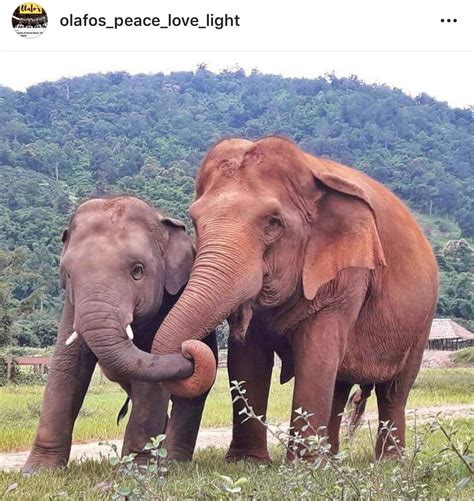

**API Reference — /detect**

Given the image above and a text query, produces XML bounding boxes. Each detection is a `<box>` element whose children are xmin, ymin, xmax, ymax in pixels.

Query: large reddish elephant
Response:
<box><xmin>150</xmin><ymin>136</ymin><xmax>438</xmax><ymax>461</ymax></box>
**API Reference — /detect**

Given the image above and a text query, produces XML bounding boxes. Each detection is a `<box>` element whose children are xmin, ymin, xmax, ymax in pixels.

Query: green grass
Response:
<box><xmin>0</xmin><ymin>368</ymin><xmax>472</xmax><ymax>453</ymax></box>
<box><xmin>1</xmin><ymin>419</ymin><xmax>473</xmax><ymax>500</ymax></box>
<box><xmin>0</xmin><ymin>378</ymin><xmax>127</xmax><ymax>453</ymax></box>
<box><xmin>452</xmin><ymin>348</ymin><xmax>474</xmax><ymax>367</ymax></box>
<box><xmin>406</xmin><ymin>368</ymin><xmax>474</xmax><ymax>407</ymax></box>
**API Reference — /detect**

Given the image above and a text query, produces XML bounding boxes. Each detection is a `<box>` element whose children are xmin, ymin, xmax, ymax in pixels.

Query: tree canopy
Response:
<box><xmin>0</xmin><ymin>68</ymin><xmax>472</xmax><ymax>346</ymax></box>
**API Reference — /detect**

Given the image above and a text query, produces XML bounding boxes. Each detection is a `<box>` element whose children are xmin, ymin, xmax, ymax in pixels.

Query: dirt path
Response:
<box><xmin>421</xmin><ymin>350</ymin><xmax>454</xmax><ymax>368</ymax></box>
<box><xmin>1</xmin><ymin>404</ymin><xmax>473</xmax><ymax>472</ymax></box>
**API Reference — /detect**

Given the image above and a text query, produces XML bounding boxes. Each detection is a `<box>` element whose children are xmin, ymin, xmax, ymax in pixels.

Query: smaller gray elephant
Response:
<box><xmin>24</xmin><ymin>196</ymin><xmax>216</xmax><ymax>472</ymax></box>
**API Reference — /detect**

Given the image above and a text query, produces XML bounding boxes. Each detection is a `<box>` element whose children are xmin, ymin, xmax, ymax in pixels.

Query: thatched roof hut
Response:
<box><xmin>429</xmin><ymin>319</ymin><xmax>474</xmax><ymax>340</ymax></box>
<box><xmin>427</xmin><ymin>319</ymin><xmax>474</xmax><ymax>350</ymax></box>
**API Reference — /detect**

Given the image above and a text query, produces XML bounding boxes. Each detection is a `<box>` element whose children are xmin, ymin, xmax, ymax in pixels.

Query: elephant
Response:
<box><xmin>24</xmin><ymin>196</ymin><xmax>217</xmax><ymax>472</ymax></box>
<box><xmin>145</xmin><ymin>136</ymin><xmax>439</xmax><ymax>462</ymax></box>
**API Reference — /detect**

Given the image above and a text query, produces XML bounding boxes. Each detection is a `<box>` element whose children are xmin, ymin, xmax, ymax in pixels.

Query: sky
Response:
<box><xmin>0</xmin><ymin>52</ymin><xmax>472</xmax><ymax>109</ymax></box>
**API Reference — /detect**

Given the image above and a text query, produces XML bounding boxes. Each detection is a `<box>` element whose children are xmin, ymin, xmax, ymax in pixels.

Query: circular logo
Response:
<box><xmin>12</xmin><ymin>3</ymin><xmax>48</xmax><ymax>39</ymax></box>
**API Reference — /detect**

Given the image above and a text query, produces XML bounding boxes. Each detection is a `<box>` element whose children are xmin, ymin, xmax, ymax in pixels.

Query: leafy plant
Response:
<box><xmin>230</xmin><ymin>380</ymin><xmax>474</xmax><ymax>499</ymax></box>
<box><xmin>100</xmin><ymin>434</ymin><xmax>168</xmax><ymax>500</ymax></box>
<box><xmin>213</xmin><ymin>474</ymin><xmax>249</xmax><ymax>497</ymax></box>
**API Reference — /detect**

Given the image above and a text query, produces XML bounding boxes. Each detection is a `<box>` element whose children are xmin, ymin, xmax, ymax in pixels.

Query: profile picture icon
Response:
<box><xmin>12</xmin><ymin>3</ymin><xmax>48</xmax><ymax>39</ymax></box>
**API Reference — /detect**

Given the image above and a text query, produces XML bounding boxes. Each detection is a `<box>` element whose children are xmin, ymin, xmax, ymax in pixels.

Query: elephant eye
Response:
<box><xmin>268</xmin><ymin>216</ymin><xmax>283</xmax><ymax>228</ymax></box>
<box><xmin>131</xmin><ymin>263</ymin><xmax>144</xmax><ymax>280</ymax></box>
<box><xmin>265</xmin><ymin>215</ymin><xmax>284</xmax><ymax>240</ymax></box>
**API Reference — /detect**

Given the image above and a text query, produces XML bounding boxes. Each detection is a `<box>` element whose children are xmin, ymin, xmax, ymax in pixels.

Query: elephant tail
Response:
<box><xmin>347</xmin><ymin>384</ymin><xmax>373</xmax><ymax>438</ymax></box>
<box><xmin>117</xmin><ymin>397</ymin><xmax>130</xmax><ymax>425</ymax></box>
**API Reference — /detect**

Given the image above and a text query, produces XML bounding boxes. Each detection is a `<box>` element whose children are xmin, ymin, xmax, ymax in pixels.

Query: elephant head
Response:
<box><xmin>149</xmin><ymin>137</ymin><xmax>386</xmax><ymax>397</ymax></box>
<box><xmin>60</xmin><ymin>196</ymin><xmax>215</xmax><ymax>393</ymax></box>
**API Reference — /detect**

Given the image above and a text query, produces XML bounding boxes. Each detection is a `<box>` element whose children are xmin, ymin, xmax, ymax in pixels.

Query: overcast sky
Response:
<box><xmin>1</xmin><ymin>52</ymin><xmax>472</xmax><ymax>109</ymax></box>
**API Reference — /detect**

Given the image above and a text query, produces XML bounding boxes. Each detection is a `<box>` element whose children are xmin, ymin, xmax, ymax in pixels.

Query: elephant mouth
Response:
<box><xmin>227</xmin><ymin>301</ymin><xmax>254</xmax><ymax>341</ymax></box>
<box><xmin>256</xmin><ymin>275</ymin><xmax>286</xmax><ymax>308</ymax></box>
<box><xmin>226</xmin><ymin>276</ymin><xmax>285</xmax><ymax>335</ymax></box>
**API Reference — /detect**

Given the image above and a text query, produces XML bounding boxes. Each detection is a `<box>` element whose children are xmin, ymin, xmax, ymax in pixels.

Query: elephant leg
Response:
<box><xmin>288</xmin><ymin>314</ymin><xmax>347</xmax><ymax>461</ymax></box>
<box><xmin>327</xmin><ymin>381</ymin><xmax>353</xmax><ymax>454</ymax></box>
<box><xmin>165</xmin><ymin>331</ymin><xmax>218</xmax><ymax>461</ymax></box>
<box><xmin>122</xmin><ymin>381</ymin><xmax>169</xmax><ymax>464</ymax></box>
<box><xmin>226</xmin><ymin>323</ymin><xmax>274</xmax><ymax>463</ymax></box>
<box><xmin>24</xmin><ymin>301</ymin><xmax>97</xmax><ymax>473</ymax></box>
<box><xmin>374</xmin><ymin>332</ymin><xmax>427</xmax><ymax>459</ymax></box>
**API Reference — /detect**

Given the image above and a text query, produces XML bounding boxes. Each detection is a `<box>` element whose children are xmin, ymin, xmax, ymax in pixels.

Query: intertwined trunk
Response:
<box><xmin>151</xmin><ymin>223</ymin><xmax>262</xmax><ymax>394</ymax></box>
<box><xmin>75</xmin><ymin>293</ymin><xmax>194</xmax><ymax>382</ymax></box>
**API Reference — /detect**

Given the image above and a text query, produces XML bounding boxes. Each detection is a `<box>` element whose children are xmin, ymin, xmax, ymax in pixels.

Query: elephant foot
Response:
<box><xmin>23</xmin><ymin>450</ymin><xmax>68</xmax><ymax>474</ymax></box>
<box><xmin>129</xmin><ymin>452</ymin><xmax>154</xmax><ymax>466</ymax></box>
<box><xmin>225</xmin><ymin>448</ymin><xmax>271</xmax><ymax>464</ymax></box>
<box><xmin>164</xmin><ymin>441</ymin><xmax>194</xmax><ymax>462</ymax></box>
<box><xmin>375</xmin><ymin>447</ymin><xmax>404</xmax><ymax>461</ymax></box>
<box><xmin>121</xmin><ymin>445</ymin><xmax>160</xmax><ymax>467</ymax></box>
<box><xmin>285</xmin><ymin>450</ymin><xmax>322</xmax><ymax>463</ymax></box>
<box><xmin>166</xmin><ymin>450</ymin><xmax>193</xmax><ymax>462</ymax></box>
<box><xmin>122</xmin><ymin>448</ymin><xmax>193</xmax><ymax>465</ymax></box>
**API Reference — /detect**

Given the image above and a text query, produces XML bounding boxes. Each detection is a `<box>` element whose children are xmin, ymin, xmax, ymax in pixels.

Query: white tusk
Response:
<box><xmin>65</xmin><ymin>331</ymin><xmax>78</xmax><ymax>346</ymax></box>
<box><xmin>126</xmin><ymin>325</ymin><xmax>134</xmax><ymax>340</ymax></box>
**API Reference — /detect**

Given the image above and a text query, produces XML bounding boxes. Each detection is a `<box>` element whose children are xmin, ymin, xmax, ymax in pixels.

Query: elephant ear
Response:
<box><xmin>59</xmin><ymin>228</ymin><xmax>69</xmax><ymax>289</ymax></box>
<box><xmin>302</xmin><ymin>160</ymin><xmax>386</xmax><ymax>301</ymax></box>
<box><xmin>161</xmin><ymin>216</ymin><xmax>195</xmax><ymax>295</ymax></box>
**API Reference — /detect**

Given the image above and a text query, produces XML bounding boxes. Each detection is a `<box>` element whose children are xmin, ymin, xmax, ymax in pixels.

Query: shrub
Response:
<box><xmin>216</xmin><ymin>321</ymin><xmax>229</xmax><ymax>349</ymax></box>
<box><xmin>452</xmin><ymin>347</ymin><xmax>474</xmax><ymax>367</ymax></box>
<box><xmin>30</xmin><ymin>317</ymin><xmax>57</xmax><ymax>347</ymax></box>
<box><xmin>10</xmin><ymin>367</ymin><xmax>47</xmax><ymax>385</ymax></box>
<box><xmin>0</xmin><ymin>347</ymin><xmax>52</xmax><ymax>385</ymax></box>
<box><xmin>0</xmin><ymin>354</ymin><xmax>18</xmax><ymax>386</ymax></box>
<box><xmin>13</xmin><ymin>322</ymin><xmax>40</xmax><ymax>347</ymax></box>
<box><xmin>0</xmin><ymin>355</ymin><xmax>7</xmax><ymax>386</ymax></box>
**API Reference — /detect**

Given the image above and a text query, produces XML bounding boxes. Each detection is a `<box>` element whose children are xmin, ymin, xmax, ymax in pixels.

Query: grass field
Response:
<box><xmin>453</xmin><ymin>347</ymin><xmax>474</xmax><ymax>367</ymax></box>
<box><xmin>1</xmin><ymin>419</ymin><xmax>473</xmax><ymax>500</ymax></box>
<box><xmin>0</xmin><ymin>368</ymin><xmax>473</xmax><ymax>453</ymax></box>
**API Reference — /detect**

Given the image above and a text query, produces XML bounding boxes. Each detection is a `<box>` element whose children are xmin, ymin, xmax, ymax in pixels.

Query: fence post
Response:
<box><xmin>6</xmin><ymin>356</ymin><xmax>13</xmax><ymax>382</ymax></box>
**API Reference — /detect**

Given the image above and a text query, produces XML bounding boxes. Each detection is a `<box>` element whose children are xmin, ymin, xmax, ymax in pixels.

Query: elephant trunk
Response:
<box><xmin>74</xmin><ymin>293</ymin><xmax>194</xmax><ymax>383</ymax></box>
<box><xmin>152</xmin><ymin>225</ymin><xmax>262</xmax><ymax>397</ymax></box>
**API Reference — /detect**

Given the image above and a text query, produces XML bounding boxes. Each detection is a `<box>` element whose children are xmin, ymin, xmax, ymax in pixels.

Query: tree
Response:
<box><xmin>0</xmin><ymin>69</ymin><xmax>471</xmax><ymax>329</ymax></box>
<box><xmin>444</xmin><ymin>239</ymin><xmax>474</xmax><ymax>272</ymax></box>
<box><xmin>0</xmin><ymin>248</ymin><xmax>45</xmax><ymax>347</ymax></box>
<box><xmin>31</xmin><ymin>316</ymin><xmax>58</xmax><ymax>347</ymax></box>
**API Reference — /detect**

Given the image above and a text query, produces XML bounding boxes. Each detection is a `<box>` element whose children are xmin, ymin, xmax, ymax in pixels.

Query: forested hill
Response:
<box><xmin>0</xmin><ymin>69</ymin><xmax>473</xmax><ymax>347</ymax></box>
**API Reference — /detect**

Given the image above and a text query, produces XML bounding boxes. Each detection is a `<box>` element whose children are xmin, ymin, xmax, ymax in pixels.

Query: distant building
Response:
<box><xmin>427</xmin><ymin>319</ymin><xmax>474</xmax><ymax>350</ymax></box>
